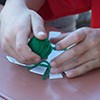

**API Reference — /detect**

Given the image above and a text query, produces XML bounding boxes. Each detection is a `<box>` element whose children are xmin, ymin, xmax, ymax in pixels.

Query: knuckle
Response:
<box><xmin>17</xmin><ymin>55</ymin><xmax>28</xmax><ymax>64</ymax></box>
<box><xmin>74</xmin><ymin>28</ymin><xmax>84</xmax><ymax>41</ymax></box>
<box><xmin>26</xmin><ymin>54</ymin><xmax>34</xmax><ymax>61</ymax></box>
<box><xmin>16</xmin><ymin>43</ymin><xmax>27</xmax><ymax>51</ymax></box>
<box><xmin>20</xmin><ymin>58</ymin><xmax>27</xmax><ymax>64</ymax></box>
<box><xmin>75</xmin><ymin>27</ymin><xmax>92</xmax><ymax>41</ymax></box>
<box><xmin>19</xmin><ymin>56</ymin><xmax>29</xmax><ymax>64</ymax></box>
<box><xmin>74</xmin><ymin>34</ymin><xmax>81</xmax><ymax>41</ymax></box>
<box><xmin>16</xmin><ymin>44</ymin><xmax>25</xmax><ymax>52</ymax></box>
<box><xmin>71</xmin><ymin>47</ymin><xmax>78</xmax><ymax>57</ymax></box>
<box><xmin>75</xmin><ymin>31</ymin><xmax>86</xmax><ymax>41</ymax></box>
<box><xmin>57</xmin><ymin>42</ymin><xmax>65</xmax><ymax>49</ymax></box>
<box><xmin>73</xmin><ymin>57</ymin><xmax>79</xmax><ymax>64</ymax></box>
<box><xmin>52</xmin><ymin>59</ymin><xmax>59</xmax><ymax>66</ymax></box>
<box><xmin>84</xmin><ymin>65</ymin><xmax>91</xmax><ymax>71</ymax></box>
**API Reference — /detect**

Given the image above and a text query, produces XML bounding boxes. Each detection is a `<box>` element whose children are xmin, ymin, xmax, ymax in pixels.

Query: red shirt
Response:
<box><xmin>38</xmin><ymin>0</ymin><xmax>100</xmax><ymax>28</ymax></box>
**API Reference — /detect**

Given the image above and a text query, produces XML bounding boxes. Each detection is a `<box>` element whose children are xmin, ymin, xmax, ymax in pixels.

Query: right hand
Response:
<box><xmin>0</xmin><ymin>1</ymin><xmax>47</xmax><ymax>64</ymax></box>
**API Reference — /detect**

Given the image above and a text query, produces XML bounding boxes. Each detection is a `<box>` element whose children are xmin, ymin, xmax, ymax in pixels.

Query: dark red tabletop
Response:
<box><xmin>0</xmin><ymin>48</ymin><xmax>100</xmax><ymax>100</ymax></box>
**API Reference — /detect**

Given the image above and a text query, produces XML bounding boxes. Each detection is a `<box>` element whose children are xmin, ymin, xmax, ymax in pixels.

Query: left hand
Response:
<box><xmin>50</xmin><ymin>27</ymin><xmax>100</xmax><ymax>78</ymax></box>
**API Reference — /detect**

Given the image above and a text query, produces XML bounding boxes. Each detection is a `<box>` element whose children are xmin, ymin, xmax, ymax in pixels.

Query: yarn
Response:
<box><xmin>27</xmin><ymin>37</ymin><xmax>53</xmax><ymax>80</ymax></box>
<box><xmin>28</xmin><ymin>37</ymin><xmax>53</xmax><ymax>59</ymax></box>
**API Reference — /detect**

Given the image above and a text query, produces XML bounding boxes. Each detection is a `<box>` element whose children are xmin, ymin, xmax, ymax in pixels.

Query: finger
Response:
<box><xmin>55</xmin><ymin>27</ymin><xmax>89</xmax><ymax>50</ymax></box>
<box><xmin>50</xmin><ymin>50</ymin><xmax>95</xmax><ymax>74</ymax></box>
<box><xmin>50</xmin><ymin>41</ymin><xmax>88</xmax><ymax>68</ymax></box>
<box><xmin>50</xmin><ymin>33</ymin><xmax>70</xmax><ymax>44</ymax></box>
<box><xmin>16</xmin><ymin>32</ymin><xmax>41</xmax><ymax>64</ymax></box>
<box><xmin>62</xmin><ymin>50</ymin><xmax>94</xmax><ymax>71</ymax></box>
<box><xmin>65</xmin><ymin>59</ymin><xmax>99</xmax><ymax>78</ymax></box>
<box><xmin>30</xmin><ymin>11</ymin><xmax>47</xmax><ymax>40</ymax></box>
<box><xmin>1</xmin><ymin>38</ymin><xmax>21</xmax><ymax>60</ymax></box>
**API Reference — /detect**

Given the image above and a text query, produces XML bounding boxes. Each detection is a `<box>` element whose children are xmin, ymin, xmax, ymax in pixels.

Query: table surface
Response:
<box><xmin>0</xmin><ymin>48</ymin><xmax>100</xmax><ymax>100</ymax></box>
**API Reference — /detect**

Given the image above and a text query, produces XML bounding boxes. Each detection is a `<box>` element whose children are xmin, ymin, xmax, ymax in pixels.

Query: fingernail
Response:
<box><xmin>65</xmin><ymin>71</ymin><xmax>73</xmax><ymax>78</ymax></box>
<box><xmin>56</xmin><ymin>44</ymin><xmax>61</xmax><ymax>50</ymax></box>
<box><xmin>50</xmin><ymin>68</ymin><xmax>58</xmax><ymax>73</ymax></box>
<box><xmin>38</xmin><ymin>31</ymin><xmax>45</xmax><ymax>36</ymax></box>
<box><xmin>50</xmin><ymin>61</ymin><xmax>56</xmax><ymax>67</ymax></box>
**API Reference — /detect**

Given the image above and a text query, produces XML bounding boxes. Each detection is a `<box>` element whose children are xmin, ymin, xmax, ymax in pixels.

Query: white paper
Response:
<box><xmin>30</xmin><ymin>66</ymin><xmax>47</xmax><ymax>75</ymax></box>
<box><xmin>6</xmin><ymin>56</ymin><xmax>34</xmax><ymax>67</ymax></box>
<box><xmin>6</xmin><ymin>31</ymin><xmax>63</xmax><ymax>79</ymax></box>
<box><xmin>49</xmin><ymin>73</ymin><xmax>63</xmax><ymax>79</ymax></box>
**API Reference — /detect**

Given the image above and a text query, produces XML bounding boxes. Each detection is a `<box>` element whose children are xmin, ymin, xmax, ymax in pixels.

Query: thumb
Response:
<box><xmin>50</xmin><ymin>33</ymin><xmax>70</xmax><ymax>44</ymax></box>
<box><xmin>30</xmin><ymin>11</ymin><xmax>47</xmax><ymax>40</ymax></box>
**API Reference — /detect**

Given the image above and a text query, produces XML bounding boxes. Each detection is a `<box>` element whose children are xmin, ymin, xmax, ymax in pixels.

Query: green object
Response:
<box><xmin>28</xmin><ymin>37</ymin><xmax>53</xmax><ymax>59</ymax></box>
<box><xmin>27</xmin><ymin>37</ymin><xmax>53</xmax><ymax>80</ymax></box>
<box><xmin>25</xmin><ymin>61</ymin><xmax>50</xmax><ymax>80</ymax></box>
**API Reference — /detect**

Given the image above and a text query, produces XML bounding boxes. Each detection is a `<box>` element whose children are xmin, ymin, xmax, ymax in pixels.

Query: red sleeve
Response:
<box><xmin>91</xmin><ymin>0</ymin><xmax>100</xmax><ymax>28</ymax></box>
<box><xmin>38</xmin><ymin>0</ymin><xmax>92</xmax><ymax>20</ymax></box>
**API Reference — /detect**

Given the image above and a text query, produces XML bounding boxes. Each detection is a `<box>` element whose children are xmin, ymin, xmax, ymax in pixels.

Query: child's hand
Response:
<box><xmin>0</xmin><ymin>1</ymin><xmax>47</xmax><ymax>64</ymax></box>
<box><xmin>50</xmin><ymin>27</ymin><xmax>100</xmax><ymax>78</ymax></box>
